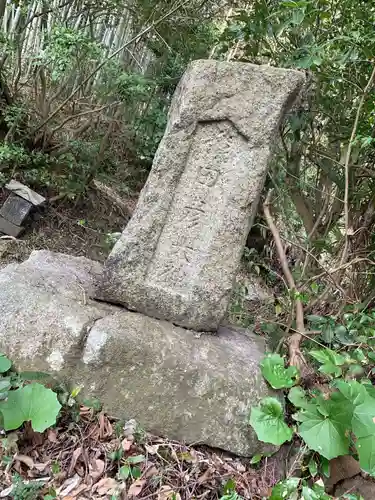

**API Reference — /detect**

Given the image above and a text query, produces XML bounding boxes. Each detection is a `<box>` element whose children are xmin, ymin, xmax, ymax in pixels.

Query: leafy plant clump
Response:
<box><xmin>251</xmin><ymin>349</ymin><xmax>375</xmax><ymax>473</ymax></box>
<box><xmin>0</xmin><ymin>354</ymin><xmax>61</xmax><ymax>433</ymax></box>
<box><xmin>268</xmin><ymin>477</ymin><xmax>363</xmax><ymax>500</ymax></box>
<box><xmin>9</xmin><ymin>474</ymin><xmax>45</xmax><ymax>500</ymax></box>
<box><xmin>247</xmin><ymin>307</ymin><xmax>375</xmax><ymax>498</ymax></box>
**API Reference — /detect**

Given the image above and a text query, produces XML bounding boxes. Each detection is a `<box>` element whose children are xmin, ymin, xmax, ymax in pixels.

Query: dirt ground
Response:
<box><xmin>0</xmin><ymin>406</ymin><xmax>291</xmax><ymax>499</ymax></box>
<box><xmin>0</xmin><ymin>186</ymin><xmax>137</xmax><ymax>268</ymax></box>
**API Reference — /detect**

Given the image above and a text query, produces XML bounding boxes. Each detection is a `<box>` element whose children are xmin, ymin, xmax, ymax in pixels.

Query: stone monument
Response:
<box><xmin>0</xmin><ymin>60</ymin><xmax>304</xmax><ymax>456</ymax></box>
<box><xmin>96</xmin><ymin>60</ymin><xmax>304</xmax><ymax>331</ymax></box>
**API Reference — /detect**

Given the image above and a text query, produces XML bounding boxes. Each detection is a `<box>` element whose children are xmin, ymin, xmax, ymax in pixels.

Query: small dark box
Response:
<box><xmin>0</xmin><ymin>194</ymin><xmax>33</xmax><ymax>226</ymax></box>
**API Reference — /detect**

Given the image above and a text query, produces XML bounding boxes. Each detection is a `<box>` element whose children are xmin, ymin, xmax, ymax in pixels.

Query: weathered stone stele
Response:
<box><xmin>96</xmin><ymin>60</ymin><xmax>304</xmax><ymax>331</ymax></box>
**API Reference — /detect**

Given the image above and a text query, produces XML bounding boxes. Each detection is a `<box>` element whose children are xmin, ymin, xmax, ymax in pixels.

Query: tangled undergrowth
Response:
<box><xmin>248</xmin><ymin>305</ymin><xmax>375</xmax><ymax>499</ymax></box>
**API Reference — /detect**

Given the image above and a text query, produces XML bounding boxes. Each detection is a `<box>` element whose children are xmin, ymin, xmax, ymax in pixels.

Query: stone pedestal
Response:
<box><xmin>0</xmin><ymin>251</ymin><xmax>276</xmax><ymax>456</ymax></box>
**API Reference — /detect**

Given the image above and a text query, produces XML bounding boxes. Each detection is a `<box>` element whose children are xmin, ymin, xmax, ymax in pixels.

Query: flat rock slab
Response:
<box><xmin>80</xmin><ymin>313</ymin><xmax>274</xmax><ymax>456</ymax></box>
<box><xmin>0</xmin><ymin>250</ymin><xmax>277</xmax><ymax>456</ymax></box>
<box><xmin>0</xmin><ymin>194</ymin><xmax>33</xmax><ymax>226</ymax></box>
<box><xmin>96</xmin><ymin>60</ymin><xmax>304</xmax><ymax>331</ymax></box>
<box><xmin>5</xmin><ymin>180</ymin><xmax>46</xmax><ymax>206</ymax></box>
<box><xmin>0</xmin><ymin>215</ymin><xmax>24</xmax><ymax>237</ymax></box>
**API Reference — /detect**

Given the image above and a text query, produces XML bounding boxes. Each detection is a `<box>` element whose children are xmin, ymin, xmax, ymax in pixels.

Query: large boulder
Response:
<box><xmin>0</xmin><ymin>250</ymin><xmax>117</xmax><ymax>372</ymax></box>
<box><xmin>0</xmin><ymin>251</ymin><xmax>276</xmax><ymax>456</ymax></box>
<box><xmin>79</xmin><ymin>313</ymin><xmax>273</xmax><ymax>456</ymax></box>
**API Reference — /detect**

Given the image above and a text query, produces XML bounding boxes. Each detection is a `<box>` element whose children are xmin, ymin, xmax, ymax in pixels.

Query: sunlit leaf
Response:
<box><xmin>288</xmin><ymin>386</ymin><xmax>311</xmax><ymax>409</ymax></box>
<box><xmin>309</xmin><ymin>348</ymin><xmax>346</xmax><ymax>366</ymax></box>
<box><xmin>269</xmin><ymin>477</ymin><xmax>300</xmax><ymax>500</ymax></box>
<box><xmin>352</xmin><ymin>396</ymin><xmax>375</xmax><ymax>475</ymax></box>
<box><xmin>260</xmin><ymin>354</ymin><xmax>299</xmax><ymax>389</ymax></box>
<box><xmin>294</xmin><ymin>393</ymin><xmax>351</xmax><ymax>459</ymax></box>
<box><xmin>249</xmin><ymin>397</ymin><xmax>293</xmax><ymax>446</ymax></box>
<box><xmin>0</xmin><ymin>383</ymin><xmax>61</xmax><ymax>432</ymax></box>
<box><xmin>0</xmin><ymin>355</ymin><xmax>11</xmax><ymax>374</ymax></box>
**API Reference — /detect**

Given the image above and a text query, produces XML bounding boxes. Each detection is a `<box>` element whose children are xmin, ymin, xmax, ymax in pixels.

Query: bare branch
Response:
<box><xmin>263</xmin><ymin>190</ymin><xmax>307</xmax><ymax>372</ymax></box>
<box><xmin>341</xmin><ymin>63</ymin><xmax>375</xmax><ymax>265</ymax></box>
<box><xmin>49</xmin><ymin>103</ymin><xmax>118</xmax><ymax>138</ymax></box>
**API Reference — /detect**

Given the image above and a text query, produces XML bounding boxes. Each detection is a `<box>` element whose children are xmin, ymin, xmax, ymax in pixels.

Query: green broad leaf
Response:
<box><xmin>295</xmin><ymin>394</ymin><xmax>351</xmax><ymax>459</ymax></box>
<box><xmin>0</xmin><ymin>378</ymin><xmax>11</xmax><ymax>394</ymax></box>
<box><xmin>295</xmin><ymin>54</ymin><xmax>315</xmax><ymax>69</ymax></box>
<box><xmin>309</xmin><ymin>348</ymin><xmax>346</xmax><ymax>366</ymax></box>
<box><xmin>222</xmin><ymin>478</ymin><xmax>236</xmax><ymax>494</ymax></box>
<box><xmin>351</xmin><ymin>348</ymin><xmax>367</xmax><ymax>364</ymax></box>
<box><xmin>82</xmin><ymin>397</ymin><xmax>102</xmax><ymax>411</ymax></box>
<box><xmin>220</xmin><ymin>494</ymin><xmax>242</xmax><ymax>500</ymax></box>
<box><xmin>347</xmin><ymin>364</ymin><xmax>364</xmax><ymax>377</ymax></box>
<box><xmin>292</xmin><ymin>9</ymin><xmax>305</xmax><ymax>25</ymax></box>
<box><xmin>301</xmin><ymin>484</ymin><xmax>331</xmax><ymax>499</ymax></box>
<box><xmin>131</xmin><ymin>466</ymin><xmax>142</xmax><ymax>478</ymax></box>
<box><xmin>288</xmin><ymin>386</ymin><xmax>311</xmax><ymax>409</ymax></box>
<box><xmin>118</xmin><ymin>465</ymin><xmax>131</xmax><ymax>480</ymax></box>
<box><xmin>260</xmin><ymin>354</ymin><xmax>299</xmax><ymax>389</ymax></box>
<box><xmin>0</xmin><ymin>355</ymin><xmax>11</xmax><ymax>374</ymax></box>
<box><xmin>336</xmin><ymin>379</ymin><xmax>368</xmax><ymax>405</ymax></box>
<box><xmin>281</xmin><ymin>0</ymin><xmax>300</xmax><ymax>6</ymax></box>
<box><xmin>250</xmin><ymin>454</ymin><xmax>262</xmax><ymax>464</ymax></box>
<box><xmin>363</xmin><ymin>384</ymin><xmax>375</xmax><ymax>400</ymax></box>
<box><xmin>320</xmin><ymin>456</ymin><xmax>330</xmax><ymax>477</ymax></box>
<box><xmin>127</xmin><ymin>455</ymin><xmax>145</xmax><ymax>465</ymax></box>
<box><xmin>312</xmin><ymin>55</ymin><xmax>322</xmax><ymax>66</ymax></box>
<box><xmin>352</xmin><ymin>396</ymin><xmax>375</xmax><ymax>438</ymax></box>
<box><xmin>335</xmin><ymin>325</ymin><xmax>354</xmax><ymax>345</ymax></box>
<box><xmin>321</xmin><ymin>324</ymin><xmax>334</xmax><ymax>343</ymax></box>
<box><xmin>319</xmin><ymin>363</ymin><xmax>342</xmax><ymax>377</ymax></box>
<box><xmin>269</xmin><ymin>477</ymin><xmax>300</xmax><ymax>500</ymax></box>
<box><xmin>249</xmin><ymin>397</ymin><xmax>293</xmax><ymax>446</ymax></box>
<box><xmin>307</xmin><ymin>457</ymin><xmax>318</xmax><ymax>477</ymax></box>
<box><xmin>109</xmin><ymin>448</ymin><xmax>123</xmax><ymax>461</ymax></box>
<box><xmin>356</xmin><ymin>435</ymin><xmax>375</xmax><ymax>476</ymax></box>
<box><xmin>306</xmin><ymin>315</ymin><xmax>326</xmax><ymax>325</ymax></box>
<box><xmin>281</xmin><ymin>0</ymin><xmax>309</xmax><ymax>7</ymax></box>
<box><xmin>0</xmin><ymin>383</ymin><xmax>61</xmax><ymax>432</ymax></box>
<box><xmin>19</xmin><ymin>371</ymin><xmax>55</xmax><ymax>382</ymax></box>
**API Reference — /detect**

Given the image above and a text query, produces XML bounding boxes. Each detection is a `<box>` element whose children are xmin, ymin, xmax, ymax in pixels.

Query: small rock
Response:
<box><xmin>334</xmin><ymin>475</ymin><xmax>375</xmax><ymax>499</ymax></box>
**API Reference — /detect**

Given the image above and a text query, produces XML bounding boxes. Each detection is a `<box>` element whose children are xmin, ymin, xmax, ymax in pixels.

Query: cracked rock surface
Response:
<box><xmin>0</xmin><ymin>250</ymin><xmax>119</xmax><ymax>373</ymax></box>
<box><xmin>0</xmin><ymin>250</ymin><xmax>276</xmax><ymax>456</ymax></box>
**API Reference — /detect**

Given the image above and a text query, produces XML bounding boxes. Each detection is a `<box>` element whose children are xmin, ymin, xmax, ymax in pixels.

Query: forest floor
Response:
<box><xmin>0</xmin><ymin>405</ymin><xmax>284</xmax><ymax>499</ymax></box>
<box><xmin>0</xmin><ymin>186</ymin><xmax>134</xmax><ymax>268</ymax></box>
<box><xmin>2</xmin><ymin>186</ymin><xmax>373</xmax><ymax>499</ymax></box>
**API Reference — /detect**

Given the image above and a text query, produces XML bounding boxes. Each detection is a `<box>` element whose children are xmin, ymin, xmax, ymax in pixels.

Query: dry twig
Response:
<box><xmin>263</xmin><ymin>190</ymin><xmax>307</xmax><ymax>372</ymax></box>
<box><xmin>91</xmin><ymin>179</ymin><xmax>136</xmax><ymax>218</ymax></box>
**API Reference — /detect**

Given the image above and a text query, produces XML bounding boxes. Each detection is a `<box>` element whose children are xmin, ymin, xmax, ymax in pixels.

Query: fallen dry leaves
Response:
<box><xmin>0</xmin><ymin>406</ymin><xmax>272</xmax><ymax>499</ymax></box>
